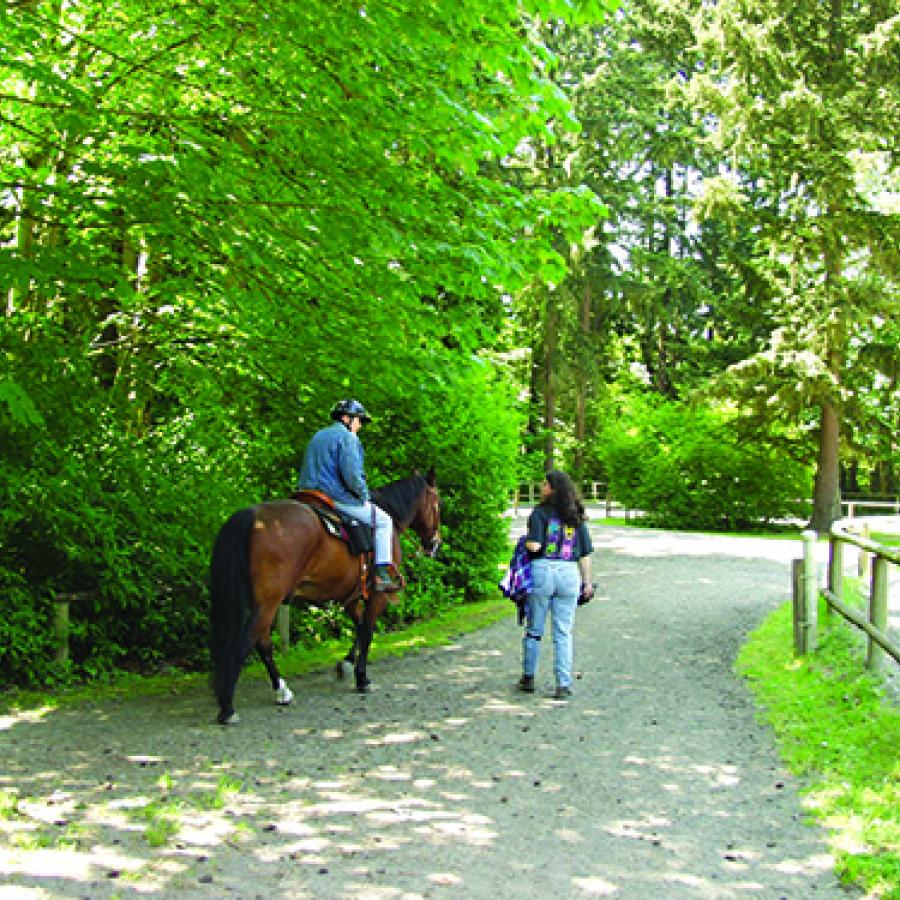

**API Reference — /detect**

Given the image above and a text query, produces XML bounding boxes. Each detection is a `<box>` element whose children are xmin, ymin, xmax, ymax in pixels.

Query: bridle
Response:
<box><xmin>417</xmin><ymin>486</ymin><xmax>441</xmax><ymax>558</ymax></box>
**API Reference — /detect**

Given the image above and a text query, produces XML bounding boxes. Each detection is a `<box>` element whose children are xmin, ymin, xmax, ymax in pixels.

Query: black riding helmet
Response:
<box><xmin>331</xmin><ymin>398</ymin><xmax>372</xmax><ymax>423</ymax></box>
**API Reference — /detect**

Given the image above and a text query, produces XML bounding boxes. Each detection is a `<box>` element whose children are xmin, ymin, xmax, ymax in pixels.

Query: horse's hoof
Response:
<box><xmin>275</xmin><ymin>679</ymin><xmax>294</xmax><ymax>705</ymax></box>
<box><xmin>218</xmin><ymin>712</ymin><xmax>240</xmax><ymax>726</ymax></box>
<box><xmin>337</xmin><ymin>660</ymin><xmax>353</xmax><ymax>681</ymax></box>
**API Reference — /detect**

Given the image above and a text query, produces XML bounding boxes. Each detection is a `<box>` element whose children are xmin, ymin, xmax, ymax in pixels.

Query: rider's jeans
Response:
<box><xmin>523</xmin><ymin>557</ymin><xmax>580</xmax><ymax>689</ymax></box>
<box><xmin>333</xmin><ymin>500</ymin><xmax>394</xmax><ymax>565</ymax></box>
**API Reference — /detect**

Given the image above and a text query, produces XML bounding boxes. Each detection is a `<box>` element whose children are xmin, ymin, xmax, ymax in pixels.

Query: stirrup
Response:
<box><xmin>374</xmin><ymin>564</ymin><xmax>403</xmax><ymax>593</ymax></box>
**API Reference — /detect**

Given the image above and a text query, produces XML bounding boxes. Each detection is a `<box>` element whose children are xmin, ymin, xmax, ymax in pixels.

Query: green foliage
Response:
<box><xmin>596</xmin><ymin>393</ymin><xmax>812</xmax><ymax>529</ymax></box>
<box><xmin>0</xmin><ymin>791</ymin><xmax>17</xmax><ymax>819</ymax></box>
<box><xmin>737</xmin><ymin>600</ymin><xmax>900</xmax><ymax>897</ymax></box>
<box><xmin>1</xmin><ymin>0</ymin><xmax>612</xmax><ymax>687</ymax></box>
<box><xmin>139</xmin><ymin>800</ymin><xmax>181</xmax><ymax>848</ymax></box>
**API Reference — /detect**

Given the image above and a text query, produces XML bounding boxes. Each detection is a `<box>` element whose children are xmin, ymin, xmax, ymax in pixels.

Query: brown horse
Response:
<box><xmin>209</xmin><ymin>469</ymin><xmax>440</xmax><ymax>724</ymax></box>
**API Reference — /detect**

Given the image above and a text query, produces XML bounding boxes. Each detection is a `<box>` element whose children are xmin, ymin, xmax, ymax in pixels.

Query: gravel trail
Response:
<box><xmin>0</xmin><ymin>525</ymin><xmax>859</xmax><ymax>898</ymax></box>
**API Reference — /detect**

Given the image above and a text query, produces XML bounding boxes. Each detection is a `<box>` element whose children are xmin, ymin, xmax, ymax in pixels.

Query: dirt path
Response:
<box><xmin>0</xmin><ymin>526</ymin><xmax>857</xmax><ymax>898</ymax></box>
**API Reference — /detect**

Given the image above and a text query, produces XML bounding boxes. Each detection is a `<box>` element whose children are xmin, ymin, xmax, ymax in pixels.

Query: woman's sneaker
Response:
<box><xmin>554</xmin><ymin>685</ymin><xmax>573</xmax><ymax>700</ymax></box>
<box><xmin>517</xmin><ymin>675</ymin><xmax>535</xmax><ymax>693</ymax></box>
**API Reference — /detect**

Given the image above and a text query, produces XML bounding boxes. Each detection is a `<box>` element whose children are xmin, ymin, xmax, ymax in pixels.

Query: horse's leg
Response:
<box><xmin>352</xmin><ymin>539</ymin><xmax>400</xmax><ymax>691</ymax></box>
<box><xmin>337</xmin><ymin>596</ymin><xmax>362</xmax><ymax>682</ymax></box>
<box><xmin>250</xmin><ymin>596</ymin><xmax>293</xmax><ymax>707</ymax></box>
<box><xmin>337</xmin><ymin>642</ymin><xmax>356</xmax><ymax>681</ymax></box>
<box><xmin>256</xmin><ymin>636</ymin><xmax>294</xmax><ymax>706</ymax></box>
<box><xmin>353</xmin><ymin>592</ymin><xmax>390</xmax><ymax>693</ymax></box>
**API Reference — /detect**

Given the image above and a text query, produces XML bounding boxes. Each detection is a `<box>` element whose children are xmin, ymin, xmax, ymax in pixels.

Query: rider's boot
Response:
<box><xmin>374</xmin><ymin>563</ymin><xmax>403</xmax><ymax>593</ymax></box>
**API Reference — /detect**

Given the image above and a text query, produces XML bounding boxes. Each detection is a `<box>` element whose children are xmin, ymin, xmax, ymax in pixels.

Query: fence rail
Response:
<box><xmin>843</xmin><ymin>498</ymin><xmax>900</xmax><ymax>518</ymax></box>
<box><xmin>513</xmin><ymin>485</ymin><xmax>900</xmax><ymax>521</ymax></box>
<box><xmin>514</xmin><ymin>482</ymin><xmax>608</xmax><ymax>504</ymax></box>
<box><xmin>797</xmin><ymin>521</ymin><xmax>900</xmax><ymax>670</ymax></box>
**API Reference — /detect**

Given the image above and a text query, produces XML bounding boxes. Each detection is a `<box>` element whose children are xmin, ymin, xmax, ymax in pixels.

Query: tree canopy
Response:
<box><xmin>2</xmin><ymin>0</ymin><xmax>897</xmax><ymax>687</ymax></box>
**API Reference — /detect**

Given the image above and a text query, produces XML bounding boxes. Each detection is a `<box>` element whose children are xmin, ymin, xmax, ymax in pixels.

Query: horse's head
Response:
<box><xmin>411</xmin><ymin>467</ymin><xmax>441</xmax><ymax>557</ymax></box>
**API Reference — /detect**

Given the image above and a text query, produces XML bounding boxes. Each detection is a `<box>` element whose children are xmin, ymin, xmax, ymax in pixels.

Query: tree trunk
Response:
<box><xmin>543</xmin><ymin>291</ymin><xmax>558</xmax><ymax>470</ymax></box>
<box><xmin>573</xmin><ymin>280</ymin><xmax>592</xmax><ymax>479</ymax></box>
<box><xmin>809</xmin><ymin>399</ymin><xmax>841</xmax><ymax>532</ymax></box>
<box><xmin>810</xmin><ymin>205</ymin><xmax>846</xmax><ymax>533</ymax></box>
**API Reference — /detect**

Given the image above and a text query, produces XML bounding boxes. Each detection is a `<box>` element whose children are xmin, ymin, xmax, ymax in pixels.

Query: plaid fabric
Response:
<box><xmin>499</xmin><ymin>536</ymin><xmax>533</xmax><ymax>624</ymax></box>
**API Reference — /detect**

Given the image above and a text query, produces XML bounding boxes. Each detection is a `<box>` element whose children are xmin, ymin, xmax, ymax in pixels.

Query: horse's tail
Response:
<box><xmin>210</xmin><ymin>507</ymin><xmax>258</xmax><ymax>721</ymax></box>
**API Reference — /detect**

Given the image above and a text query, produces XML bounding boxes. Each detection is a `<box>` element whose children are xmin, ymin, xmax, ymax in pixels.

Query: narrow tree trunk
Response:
<box><xmin>573</xmin><ymin>280</ymin><xmax>592</xmax><ymax>479</ymax></box>
<box><xmin>543</xmin><ymin>291</ymin><xmax>558</xmax><ymax>470</ymax></box>
<box><xmin>809</xmin><ymin>399</ymin><xmax>841</xmax><ymax>532</ymax></box>
<box><xmin>809</xmin><ymin>210</ymin><xmax>846</xmax><ymax>533</ymax></box>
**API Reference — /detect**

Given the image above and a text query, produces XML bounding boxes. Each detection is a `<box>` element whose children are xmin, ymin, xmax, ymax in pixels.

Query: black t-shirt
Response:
<box><xmin>526</xmin><ymin>503</ymin><xmax>593</xmax><ymax>560</ymax></box>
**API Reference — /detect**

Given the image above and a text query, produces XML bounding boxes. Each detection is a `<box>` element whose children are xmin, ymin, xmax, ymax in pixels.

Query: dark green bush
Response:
<box><xmin>1</xmin><ymin>328</ymin><xmax>520</xmax><ymax>688</ymax></box>
<box><xmin>598</xmin><ymin>395</ymin><xmax>811</xmax><ymax>530</ymax></box>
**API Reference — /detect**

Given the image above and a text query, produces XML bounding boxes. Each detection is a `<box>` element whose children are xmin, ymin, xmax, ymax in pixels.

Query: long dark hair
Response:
<box><xmin>544</xmin><ymin>469</ymin><xmax>585</xmax><ymax>526</ymax></box>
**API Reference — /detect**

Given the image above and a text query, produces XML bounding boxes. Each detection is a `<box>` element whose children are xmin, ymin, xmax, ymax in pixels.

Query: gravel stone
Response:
<box><xmin>0</xmin><ymin>523</ymin><xmax>868</xmax><ymax>898</ymax></box>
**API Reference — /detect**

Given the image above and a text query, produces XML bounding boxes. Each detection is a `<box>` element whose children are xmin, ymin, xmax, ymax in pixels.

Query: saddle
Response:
<box><xmin>291</xmin><ymin>490</ymin><xmax>374</xmax><ymax>556</ymax></box>
<box><xmin>291</xmin><ymin>491</ymin><xmax>404</xmax><ymax>601</ymax></box>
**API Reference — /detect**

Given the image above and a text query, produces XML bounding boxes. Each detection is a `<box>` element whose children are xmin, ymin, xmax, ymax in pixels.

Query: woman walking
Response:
<box><xmin>518</xmin><ymin>470</ymin><xmax>593</xmax><ymax>699</ymax></box>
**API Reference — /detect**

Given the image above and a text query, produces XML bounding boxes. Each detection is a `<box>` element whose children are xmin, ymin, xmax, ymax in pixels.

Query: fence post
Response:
<box><xmin>802</xmin><ymin>530</ymin><xmax>818</xmax><ymax>653</ymax></box>
<box><xmin>791</xmin><ymin>558</ymin><xmax>806</xmax><ymax>655</ymax></box>
<box><xmin>857</xmin><ymin>522</ymin><xmax>871</xmax><ymax>577</ymax></box>
<box><xmin>866</xmin><ymin>557</ymin><xmax>889</xmax><ymax>671</ymax></box>
<box><xmin>827</xmin><ymin>535</ymin><xmax>843</xmax><ymax>621</ymax></box>
<box><xmin>53</xmin><ymin>596</ymin><xmax>71</xmax><ymax>664</ymax></box>
<box><xmin>276</xmin><ymin>605</ymin><xmax>290</xmax><ymax>651</ymax></box>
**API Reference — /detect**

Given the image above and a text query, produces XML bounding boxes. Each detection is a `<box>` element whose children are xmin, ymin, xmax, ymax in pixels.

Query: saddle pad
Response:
<box><xmin>292</xmin><ymin>496</ymin><xmax>373</xmax><ymax>556</ymax></box>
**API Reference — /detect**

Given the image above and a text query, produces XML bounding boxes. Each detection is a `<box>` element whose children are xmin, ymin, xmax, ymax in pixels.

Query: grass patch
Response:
<box><xmin>737</xmin><ymin>599</ymin><xmax>900</xmax><ymax>897</ymax></box>
<box><xmin>597</xmin><ymin>516</ymin><xmax>810</xmax><ymax>540</ymax></box>
<box><xmin>138</xmin><ymin>799</ymin><xmax>181</xmax><ymax>847</ymax></box>
<box><xmin>0</xmin><ymin>790</ymin><xmax>18</xmax><ymax>818</ymax></box>
<box><xmin>1</xmin><ymin>595</ymin><xmax>514</xmax><ymax>715</ymax></box>
<box><xmin>0</xmin><ymin>667</ymin><xmax>205</xmax><ymax>717</ymax></box>
<box><xmin>276</xmin><ymin>594</ymin><xmax>512</xmax><ymax>677</ymax></box>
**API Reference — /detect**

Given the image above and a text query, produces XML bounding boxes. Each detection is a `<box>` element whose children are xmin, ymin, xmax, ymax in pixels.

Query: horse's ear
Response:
<box><xmin>425</xmin><ymin>466</ymin><xmax>436</xmax><ymax>486</ymax></box>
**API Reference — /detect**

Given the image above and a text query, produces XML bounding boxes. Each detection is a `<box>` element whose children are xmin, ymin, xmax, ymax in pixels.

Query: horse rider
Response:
<box><xmin>297</xmin><ymin>399</ymin><xmax>402</xmax><ymax>593</ymax></box>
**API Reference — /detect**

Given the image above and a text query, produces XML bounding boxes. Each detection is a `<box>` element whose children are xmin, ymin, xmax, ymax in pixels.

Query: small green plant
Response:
<box><xmin>139</xmin><ymin>800</ymin><xmax>181</xmax><ymax>847</ymax></box>
<box><xmin>0</xmin><ymin>790</ymin><xmax>18</xmax><ymax>819</ymax></box>
<box><xmin>211</xmin><ymin>776</ymin><xmax>243</xmax><ymax>810</ymax></box>
<box><xmin>738</xmin><ymin>600</ymin><xmax>900</xmax><ymax>897</ymax></box>
<box><xmin>12</xmin><ymin>829</ymin><xmax>54</xmax><ymax>850</ymax></box>
<box><xmin>157</xmin><ymin>771</ymin><xmax>174</xmax><ymax>794</ymax></box>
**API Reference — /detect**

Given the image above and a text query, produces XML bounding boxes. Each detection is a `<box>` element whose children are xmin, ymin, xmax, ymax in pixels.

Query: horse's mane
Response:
<box><xmin>372</xmin><ymin>474</ymin><xmax>427</xmax><ymax>527</ymax></box>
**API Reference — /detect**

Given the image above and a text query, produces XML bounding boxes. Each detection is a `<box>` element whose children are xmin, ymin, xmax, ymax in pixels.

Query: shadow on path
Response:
<box><xmin>0</xmin><ymin>526</ymin><xmax>857</xmax><ymax>898</ymax></box>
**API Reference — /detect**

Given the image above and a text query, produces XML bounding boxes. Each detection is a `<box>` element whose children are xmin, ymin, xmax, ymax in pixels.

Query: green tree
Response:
<box><xmin>688</xmin><ymin>0</ymin><xmax>900</xmax><ymax>530</ymax></box>
<box><xmin>0</xmin><ymin>0</ymin><xmax>615</xmax><ymax>686</ymax></box>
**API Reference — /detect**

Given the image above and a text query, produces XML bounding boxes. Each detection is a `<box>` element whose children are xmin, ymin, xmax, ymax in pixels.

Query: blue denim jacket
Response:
<box><xmin>297</xmin><ymin>422</ymin><xmax>369</xmax><ymax>505</ymax></box>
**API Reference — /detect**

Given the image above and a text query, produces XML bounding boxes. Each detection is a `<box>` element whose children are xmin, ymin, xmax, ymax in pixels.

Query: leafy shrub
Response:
<box><xmin>1</xmin><ymin>326</ymin><xmax>521</xmax><ymax>687</ymax></box>
<box><xmin>597</xmin><ymin>395</ymin><xmax>811</xmax><ymax>530</ymax></box>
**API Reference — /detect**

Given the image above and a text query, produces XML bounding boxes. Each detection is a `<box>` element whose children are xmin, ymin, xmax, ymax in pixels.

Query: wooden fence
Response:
<box><xmin>514</xmin><ymin>486</ymin><xmax>899</xmax><ymax>522</ymax></box>
<box><xmin>512</xmin><ymin>482</ymin><xmax>645</xmax><ymax>520</ymax></box>
<box><xmin>50</xmin><ymin>592</ymin><xmax>296</xmax><ymax>663</ymax></box>
<box><xmin>514</xmin><ymin>482</ymin><xmax>608</xmax><ymax>504</ymax></box>
<box><xmin>794</xmin><ymin>523</ymin><xmax>900</xmax><ymax>671</ymax></box>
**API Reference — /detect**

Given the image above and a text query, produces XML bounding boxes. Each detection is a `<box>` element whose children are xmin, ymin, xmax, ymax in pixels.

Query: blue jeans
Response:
<box><xmin>333</xmin><ymin>500</ymin><xmax>394</xmax><ymax>565</ymax></box>
<box><xmin>523</xmin><ymin>558</ymin><xmax>580</xmax><ymax>689</ymax></box>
